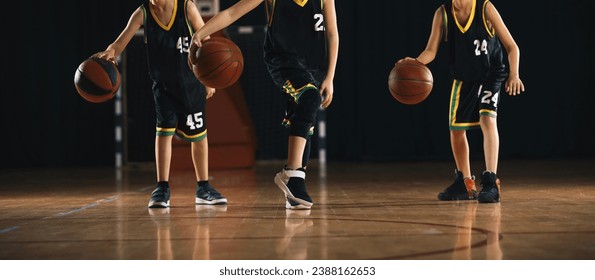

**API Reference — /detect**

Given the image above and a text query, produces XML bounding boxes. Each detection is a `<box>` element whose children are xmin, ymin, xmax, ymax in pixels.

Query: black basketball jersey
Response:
<box><xmin>142</xmin><ymin>0</ymin><xmax>196</xmax><ymax>84</ymax></box>
<box><xmin>263</xmin><ymin>0</ymin><xmax>328</xmax><ymax>74</ymax></box>
<box><xmin>442</xmin><ymin>0</ymin><xmax>507</xmax><ymax>82</ymax></box>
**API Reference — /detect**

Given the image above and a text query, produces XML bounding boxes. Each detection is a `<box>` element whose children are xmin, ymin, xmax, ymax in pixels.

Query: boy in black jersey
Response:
<box><xmin>402</xmin><ymin>0</ymin><xmax>524</xmax><ymax>203</ymax></box>
<box><xmin>94</xmin><ymin>0</ymin><xmax>227</xmax><ymax>208</ymax></box>
<box><xmin>190</xmin><ymin>0</ymin><xmax>339</xmax><ymax>209</ymax></box>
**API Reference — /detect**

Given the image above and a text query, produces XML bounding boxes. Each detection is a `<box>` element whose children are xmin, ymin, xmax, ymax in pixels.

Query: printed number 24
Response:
<box><xmin>474</xmin><ymin>39</ymin><xmax>488</xmax><ymax>56</ymax></box>
<box><xmin>481</xmin><ymin>90</ymin><xmax>499</xmax><ymax>108</ymax></box>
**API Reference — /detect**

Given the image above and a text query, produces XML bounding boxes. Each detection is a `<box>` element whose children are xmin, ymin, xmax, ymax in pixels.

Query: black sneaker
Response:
<box><xmin>437</xmin><ymin>170</ymin><xmax>478</xmax><ymax>201</ymax></box>
<box><xmin>478</xmin><ymin>171</ymin><xmax>501</xmax><ymax>203</ymax></box>
<box><xmin>274</xmin><ymin>168</ymin><xmax>313</xmax><ymax>209</ymax></box>
<box><xmin>196</xmin><ymin>184</ymin><xmax>227</xmax><ymax>205</ymax></box>
<box><xmin>148</xmin><ymin>185</ymin><xmax>170</xmax><ymax>208</ymax></box>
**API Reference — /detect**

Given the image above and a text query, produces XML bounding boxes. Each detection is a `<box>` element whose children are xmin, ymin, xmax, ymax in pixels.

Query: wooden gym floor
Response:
<box><xmin>1</xmin><ymin>159</ymin><xmax>594</xmax><ymax>260</ymax></box>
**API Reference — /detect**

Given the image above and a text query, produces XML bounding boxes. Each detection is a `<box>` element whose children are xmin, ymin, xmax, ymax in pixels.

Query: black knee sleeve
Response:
<box><xmin>289</xmin><ymin>89</ymin><xmax>321</xmax><ymax>138</ymax></box>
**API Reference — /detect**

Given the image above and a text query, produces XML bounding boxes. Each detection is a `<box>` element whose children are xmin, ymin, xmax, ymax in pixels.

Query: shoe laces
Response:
<box><xmin>480</xmin><ymin>182</ymin><xmax>498</xmax><ymax>192</ymax></box>
<box><xmin>151</xmin><ymin>186</ymin><xmax>169</xmax><ymax>197</ymax></box>
<box><xmin>200</xmin><ymin>185</ymin><xmax>221</xmax><ymax>196</ymax></box>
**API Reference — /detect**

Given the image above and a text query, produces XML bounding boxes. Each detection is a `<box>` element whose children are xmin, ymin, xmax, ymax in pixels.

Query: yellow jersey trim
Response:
<box><xmin>293</xmin><ymin>0</ymin><xmax>308</xmax><ymax>7</ymax></box>
<box><xmin>150</xmin><ymin>0</ymin><xmax>178</xmax><ymax>31</ymax></box>
<box><xmin>156</xmin><ymin>127</ymin><xmax>176</xmax><ymax>133</ymax></box>
<box><xmin>480</xmin><ymin>109</ymin><xmax>497</xmax><ymax>117</ymax></box>
<box><xmin>452</xmin><ymin>0</ymin><xmax>476</xmax><ymax>34</ymax></box>
<box><xmin>449</xmin><ymin>80</ymin><xmax>480</xmax><ymax>129</ymax></box>
<box><xmin>177</xmin><ymin>129</ymin><xmax>207</xmax><ymax>140</ymax></box>
<box><xmin>184</xmin><ymin>0</ymin><xmax>194</xmax><ymax>35</ymax></box>
<box><xmin>441</xmin><ymin>4</ymin><xmax>448</xmax><ymax>42</ymax></box>
<box><xmin>283</xmin><ymin>81</ymin><xmax>318</xmax><ymax>103</ymax></box>
<box><xmin>482</xmin><ymin>0</ymin><xmax>495</xmax><ymax>37</ymax></box>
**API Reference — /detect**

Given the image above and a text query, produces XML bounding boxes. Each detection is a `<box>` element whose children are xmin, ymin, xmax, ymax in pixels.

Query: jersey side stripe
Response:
<box><xmin>482</xmin><ymin>0</ymin><xmax>495</xmax><ymax>37</ymax></box>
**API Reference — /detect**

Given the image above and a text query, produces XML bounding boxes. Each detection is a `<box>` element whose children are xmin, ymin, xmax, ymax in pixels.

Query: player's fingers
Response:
<box><xmin>322</xmin><ymin>94</ymin><xmax>333</xmax><ymax>108</ymax></box>
<box><xmin>520</xmin><ymin>81</ymin><xmax>525</xmax><ymax>93</ymax></box>
<box><xmin>514</xmin><ymin>83</ymin><xmax>520</xmax><ymax>95</ymax></box>
<box><xmin>108</xmin><ymin>57</ymin><xmax>118</xmax><ymax>66</ymax></box>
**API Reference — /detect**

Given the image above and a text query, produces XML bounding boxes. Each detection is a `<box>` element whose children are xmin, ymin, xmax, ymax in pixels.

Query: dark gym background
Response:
<box><xmin>4</xmin><ymin>0</ymin><xmax>594</xmax><ymax>168</ymax></box>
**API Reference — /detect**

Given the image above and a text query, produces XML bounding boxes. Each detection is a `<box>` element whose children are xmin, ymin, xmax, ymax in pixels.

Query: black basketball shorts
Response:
<box><xmin>448</xmin><ymin>79</ymin><xmax>502</xmax><ymax>131</ymax></box>
<box><xmin>153</xmin><ymin>80</ymin><xmax>207</xmax><ymax>142</ymax></box>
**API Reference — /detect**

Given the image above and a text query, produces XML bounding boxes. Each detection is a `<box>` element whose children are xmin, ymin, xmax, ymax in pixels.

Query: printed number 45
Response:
<box><xmin>177</xmin><ymin>37</ymin><xmax>190</xmax><ymax>53</ymax></box>
<box><xmin>186</xmin><ymin>112</ymin><xmax>203</xmax><ymax>130</ymax></box>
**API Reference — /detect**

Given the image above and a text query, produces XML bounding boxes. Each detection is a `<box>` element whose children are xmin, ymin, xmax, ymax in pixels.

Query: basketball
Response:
<box><xmin>74</xmin><ymin>57</ymin><xmax>121</xmax><ymax>103</ymax></box>
<box><xmin>388</xmin><ymin>59</ymin><xmax>433</xmax><ymax>105</ymax></box>
<box><xmin>188</xmin><ymin>36</ymin><xmax>243</xmax><ymax>89</ymax></box>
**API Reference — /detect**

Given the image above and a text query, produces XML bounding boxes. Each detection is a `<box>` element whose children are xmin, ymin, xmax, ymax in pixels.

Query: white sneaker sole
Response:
<box><xmin>195</xmin><ymin>197</ymin><xmax>228</xmax><ymax>205</ymax></box>
<box><xmin>148</xmin><ymin>200</ymin><xmax>170</xmax><ymax>208</ymax></box>
<box><xmin>285</xmin><ymin>199</ymin><xmax>312</xmax><ymax>210</ymax></box>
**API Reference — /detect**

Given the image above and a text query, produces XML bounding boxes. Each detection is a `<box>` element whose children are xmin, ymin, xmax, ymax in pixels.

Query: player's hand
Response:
<box><xmin>92</xmin><ymin>50</ymin><xmax>117</xmax><ymax>66</ymax></box>
<box><xmin>191</xmin><ymin>32</ymin><xmax>204</xmax><ymax>48</ymax></box>
<box><xmin>189</xmin><ymin>35</ymin><xmax>211</xmax><ymax>65</ymax></box>
<box><xmin>188</xmin><ymin>39</ymin><xmax>200</xmax><ymax>66</ymax></box>
<box><xmin>320</xmin><ymin>79</ymin><xmax>334</xmax><ymax>109</ymax></box>
<box><xmin>505</xmin><ymin>75</ymin><xmax>525</xmax><ymax>96</ymax></box>
<box><xmin>205</xmin><ymin>86</ymin><xmax>216</xmax><ymax>99</ymax></box>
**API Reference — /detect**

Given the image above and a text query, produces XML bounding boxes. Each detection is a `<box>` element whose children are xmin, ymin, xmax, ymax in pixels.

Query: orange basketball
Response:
<box><xmin>188</xmin><ymin>37</ymin><xmax>244</xmax><ymax>89</ymax></box>
<box><xmin>388</xmin><ymin>59</ymin><xmax>433</xmax><ymax>105</ymax></box>
<box><xmin>74</xmin><ymin>57</ymin><xmax>121</xmax><ymax>103</ymax></box>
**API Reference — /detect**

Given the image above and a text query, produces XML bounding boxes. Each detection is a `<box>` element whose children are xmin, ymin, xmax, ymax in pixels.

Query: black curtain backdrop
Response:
<box><xmin>4</xmin><ymin>0</ymin><xmax>593</xmax><ymax>168</ymax></box>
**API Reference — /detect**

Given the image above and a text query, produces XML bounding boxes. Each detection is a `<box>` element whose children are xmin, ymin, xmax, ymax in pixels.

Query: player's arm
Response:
<box><xmin>94</xmin><ymin>7</ymin><xmax>144</xmax><ymax>65</ymax></box>
<box><xmin>191</xmin><ymin>0</ymin><xmax>263</xmax><ymax>47</ymax></box>
<box><xmin>415</xmin><ymin>7</ymin><xmax>444</xmax><ymax>65</ymax></box>
<box><xmin>485</xmin><ymin>2</ymin><xmax>525</xmax><ymax>95</ymax></box>
<box><xmin>188</xmin><ymin>1</ymin><xmax>211</xmax><ymax>41</ymax></box>
<box><xmin>188</xmin><ymin>0</ymin><xmax>216</xmax><ymax>98</ymax></box>
<box><xmin>320</xmin><ymin>0</ymin><xmax>338</xmax><ymax>109</ymax></box>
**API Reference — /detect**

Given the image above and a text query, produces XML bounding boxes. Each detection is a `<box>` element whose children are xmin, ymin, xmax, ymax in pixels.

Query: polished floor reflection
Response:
<box><xmin>1</xmin><ymin>159</ymin><xmax>594</xmax><ymax>260</ymax></box>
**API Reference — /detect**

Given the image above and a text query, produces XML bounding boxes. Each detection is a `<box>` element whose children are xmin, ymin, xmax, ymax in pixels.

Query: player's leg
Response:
<box><xmin>189</xmin><ymin>136</ymin><xmax>226</xmax><ymax>205</ymax></box>
<box><xmin>438</xmin><ymin>130</ymin><xmax>477</xmax><ymax>200</ymax></box>
<box><xmin>156</xmin><ymin>135</ymin><xmax>173</xmax><ymax>183</ymax></box>
<box><xmin>191</xmin><ymin>137</ymin><xmax>209</xmax><ymax>182</ymax></box>
<box><xmin>480</xmin><ymin>115</ymin><xmax>499</xmax><ymax>174</ymax></box>
<box><xmin>149</xmin><ymin>85</ymin><xmax>177</xmax><ymax>208</ymax></box>
<box><xmin>275</xmin><ymin>84</ymin><xmax>321</xmax><ymax>209</ymax></box>
<box><xmin>149</xmin><ymin>134</ymin><xmax>174</xmax><ymax>208</ymax></box>
<box><xmin>438</xmin><ymin>80</ymin><xmax>478</xmax><ymax>200</ymax></box>
<box><xmin>178</xmin><ymin>82</ymin><xmax>227</xmax><ymax>205</ymax></box>
<box><xmin>451</xmin><ymin>130</ymin><xmax>471</xmax><ymax>178</ymax></box>
<box><xmin>478</xmin><ymin>82</ymin><xmax>502</xmax><ymax>203</ymax></box>
<box><xmin>287</xmin><ymin>136</ymin><xmax>307</xmax><ymax>170</ymax></box>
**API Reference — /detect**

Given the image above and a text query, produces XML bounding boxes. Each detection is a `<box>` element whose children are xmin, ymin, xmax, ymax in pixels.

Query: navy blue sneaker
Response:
<box><xmin>478</xmin><ymin>171</ymin><xmax>501</xmax><ymax>203</ymax></box>
<box><xmin>196</xmin><ymin>184</ymin><xmax>227</xmax><ymax>205</ymax></box>
<box><xmin>438</xmin><ymin>170</ymin><xmax>478</xmax><ymax>201</ymax></box>
<box><xmin>148</xmin><ymin>185</ymin><xmax>170</xmax><ymax>208</ymax></box>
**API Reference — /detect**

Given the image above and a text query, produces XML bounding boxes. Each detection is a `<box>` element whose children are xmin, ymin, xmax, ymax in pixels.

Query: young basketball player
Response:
<box><xmin>190</xmin><ymin>0</ymin><xmax>339</xmax><ymax>209</ymax></box>
<box><xmin>402</xmin><ymin>0</ymin><xmax>524</xmax><ymax>203</ymax></box>
<box><xmin>93</xmin><ymin>0</ymin><xmax>227</xmax><ymax>208</ymax></box>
